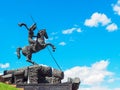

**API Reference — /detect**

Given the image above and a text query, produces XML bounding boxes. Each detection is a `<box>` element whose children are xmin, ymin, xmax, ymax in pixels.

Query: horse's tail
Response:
<box><xmin>16</xmin><ymin>47</ymin><xmax>22</xmax><ymax>59</ymax></box>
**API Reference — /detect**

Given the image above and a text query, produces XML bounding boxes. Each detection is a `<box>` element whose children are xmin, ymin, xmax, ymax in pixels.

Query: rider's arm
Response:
<box><xmin>29</xmin><ymin>23</ymin><xmax>36</xmax><ymax>31</ymax></box>
<box><xmin>18</xmin><ymin>23</ymin><xmax>29</xmax><ymax>31</ymax></box>
<box><xmin>32</xmin><ymin>36</ymin><xmax>37</xmax><ymax>37</ymax></box>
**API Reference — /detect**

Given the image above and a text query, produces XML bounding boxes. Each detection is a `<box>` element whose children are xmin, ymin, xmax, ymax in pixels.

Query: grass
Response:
<box><xmin>0</xmin><ymin>82</ymin><xmax>19</xmax><ymax>90</ymax></box>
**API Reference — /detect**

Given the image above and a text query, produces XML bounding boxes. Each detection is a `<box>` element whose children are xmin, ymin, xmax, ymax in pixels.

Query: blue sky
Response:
<box><xmin>0</xmin><ymin>0</ymin><xmax>120</xmax><ymax>90</ymax></box>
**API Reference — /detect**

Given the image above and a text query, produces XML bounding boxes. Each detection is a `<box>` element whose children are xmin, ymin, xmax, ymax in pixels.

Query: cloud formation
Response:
<box><xmin>79</xmin><ymin>86</ymin><xmax>110</xmax><ymax>90</ymax></box>
<box><xmin>62</xmin><ymin>27</ymin><xmax>82</xmax><ymax>34</ymax></box>
<box><xmin>84</xmin><ymin>12</ymin><xmax>111</xmax><ymax>27</ymax></box>
<box><xmin>106</xmin><ymin>23</ymin><xmax>118</xmax><ymax>32</ymax></box>
<box><xmin>62</xmin><ymin>60</ymin><xmax>120</xmax><ymax>90</ymax></box>
<box><xmin>59</xmin><ymin>42</ymin><xmax>66</xmax><ymax>46</ymax></box>
<box><xmin>0</xmin><ymin>63</ymin><xmax>10</xmax><ymax>68</ymax></box>
<box><xmin>84</xmin><ymin>12</ymin><xmax>118</xmax><ymax>32</ymax></box>
<box><xmin>113</xmin><ymin>0</ymin><xmax>120</xmax><ymax>15</ymax></box>
<box><xmin>114</xmin><ymin>88</ymin><xmax>120</xmax><ymax>90</ymax></box>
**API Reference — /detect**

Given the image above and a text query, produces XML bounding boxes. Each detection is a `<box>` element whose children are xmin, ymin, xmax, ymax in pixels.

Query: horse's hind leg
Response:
<box><xmin>26</xmin><ymin>54</ymin><xmax>37</xmax><ymax>65</ymax></box>
<box><xmin>16</xmin><ymin>47</ymin><xmax>22</xmax><ymax>59</ymax></box>
<box><xmin>26</xmin><ymin>53</ymin><xmax>32</xmax><ymax>62</ymax></box>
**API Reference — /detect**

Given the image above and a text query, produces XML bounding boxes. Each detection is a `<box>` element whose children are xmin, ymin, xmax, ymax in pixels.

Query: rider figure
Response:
<box><xmin>18</xmin><ymin>23</ymin><xmax>37</xmax><ymax>45</ymax></box>
<box><xmin>18</xmin><ymin>23</ymin><xmax>47</xmax><ymax>51</ymax></box>
<box><xmin>37</xmin><ymin>29</ymin><xmax>46</xmax><ymax>47</ymax></box>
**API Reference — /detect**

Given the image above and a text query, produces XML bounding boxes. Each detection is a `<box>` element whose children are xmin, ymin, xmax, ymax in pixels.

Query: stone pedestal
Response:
<box><xmin>2</xmin><ymin>74</ymin><xmax>14</xmax><ymax>84</ymax></box>
<box><xmin>1</xmin><ymin>65</ymin><xmax>80</xmax><ymax>90</ymax></box>
<box><xmin>2</xmin><ymin>65</ymin><xmax>64</xmax><ymax>84</ymax></box>
<box><xmin>14</xmin><ymin>70</ymin><xmax>25</xmax><ymax>84</ymax></box>
<box><xmin>17</xmin><ymin>83</ymin><xmax>74</xmax><ymax>90</ymax></box>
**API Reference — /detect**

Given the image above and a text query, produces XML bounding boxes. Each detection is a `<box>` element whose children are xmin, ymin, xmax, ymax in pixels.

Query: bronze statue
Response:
<box><xmin>16</xmin><ymin>24</ymin><xmax>56</xmax><ymax>65</ymax></box>
<box><xmin>18</xmin><ymin>23</ymin><xmax>37</xmax><ymax>45</ymax></box>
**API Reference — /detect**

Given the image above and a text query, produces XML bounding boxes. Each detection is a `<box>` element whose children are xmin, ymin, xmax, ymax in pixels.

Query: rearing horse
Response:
<box><xmin>16</xmin><ymin>29</ymin><xmax>56</xmax><ymax>64</ymax></box>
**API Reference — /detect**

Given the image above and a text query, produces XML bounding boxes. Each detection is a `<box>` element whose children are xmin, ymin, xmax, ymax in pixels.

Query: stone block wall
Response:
<box><xmin>1</xmin><ymin>65</ymin><xmax>64</xmax><ymax>84</ymax></box>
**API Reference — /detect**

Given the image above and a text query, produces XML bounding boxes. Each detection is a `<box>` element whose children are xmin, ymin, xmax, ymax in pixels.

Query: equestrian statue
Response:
<box><xmin>16</xmin><ymin>23</ymin><xmax>56</xmax><ymax>65</ymax></box>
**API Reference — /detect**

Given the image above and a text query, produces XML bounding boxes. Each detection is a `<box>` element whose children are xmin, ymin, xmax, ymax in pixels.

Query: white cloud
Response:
<box><xmin>114</xmin><ymin>88</ymin><xmax>120</xmax><ymax>90</ymax></box>
<box><xmin>59</xmin><ymin>42</ymin><xmax>66</xmax><ymax>46</ymax></box>
<box><xmin>51</xmin><ymin>32</ymin><xmax>58</xmax><ymax>35</ymax></box>
<box><xmin>113</xmin><ymin>0</ymin><xmax>120</xmax><ymax>15</ymax></box>
<box><xmin>62</xmin><ymin>27</ymin><xmax>82</xmax><ymax>34</ymax></box>
<box><xmin>77</xmin><ymin>28</ymin><xmax>82</xmax><ymax>32</ymax></box>
<box><xmin>106</xmin><ymin>23</ymin><xmax>118</xmax><ymax>32</ymax></box>
<box><xmin>46</xmin><ymin>32</ymin><xmax>59</xmax><ymax>41</ymax></box>
<box><xmin>79</xmin><ymin>87</ymin><xmax>120</xmax><ymax>90</ymax></box>
<box><xmin>74</xmin><ymin>24</ymin><xmax>79</xmax><ymax>27</ymax></box>
<box><xmin>84</xmin><ymin>12</ymin><xmax>118</xmax><ymax>32</ymax></box>
<box><xmin>91</xmin><ymin>60</ymin><xmax>109</xmax><ymax>70</ymax></box>
<box><xmin>63</xmin><ymin>60</ymin><xmax>114</xmax><ymax>90</ymax></box>
<box><xmin>84</xmin><ymin>12</ymin><xmax>111</xmax><ymax>27</ymax></box>
<box><xmin>48</xmin><ymin>37</ymin><xmax>54</xmax><ymax>41</ymax></box>
<box><xmin>0</xmin><ymin>63</ymin><xmax>10</xmax><ymax>68</ymax></box>
<box><xmin>46</xmin><ymin>36</ymin><xmax>59</xmax><ymax>42</ymax></box>
<box><xmin>79</xmin><ymin>86</ymin><xmax>110</xmax><ymax>90</ymax></box>
<box><xmin>108</xmin><ymin>78</ymin><xmax>115</xmax><ymax>83</ymax></box>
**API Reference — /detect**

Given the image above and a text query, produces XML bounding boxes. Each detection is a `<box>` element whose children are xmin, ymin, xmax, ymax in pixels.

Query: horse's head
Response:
<box><xmin>38</xmin><ymin>29</ymin><xmax>48</xmax><ymax>39</ymax></box>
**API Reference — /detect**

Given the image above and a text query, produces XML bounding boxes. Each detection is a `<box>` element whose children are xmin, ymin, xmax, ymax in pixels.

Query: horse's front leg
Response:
<box><xmin>45</xmin><ymin>43</ymin><xmax>56</xmax><ymax>52</ymax></box>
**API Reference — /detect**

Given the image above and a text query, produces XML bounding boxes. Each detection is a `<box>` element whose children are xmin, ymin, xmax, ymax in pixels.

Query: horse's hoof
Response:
<box><xmin>53</xmin><ymin>49</ymin><xmax>55</xmax><ymax>52</ymax></box>
<box><xmin>32</xmin><ymin>62</ymin><xmax>35</xmax><ymax>65</ymax></box>
<box><xmin>27</xmin><ymin>59</ymin><xmax>31</xmax><ymax>62</ymax></box>
<box><xmin>53</xmin><ymin>46</ymin><xmax>56</xmax><ymax>50</ymax></box>
<box><xmin>17</xmin><ymin>54</ymin><xmax>20</xmax><ymax>59</ymax></box>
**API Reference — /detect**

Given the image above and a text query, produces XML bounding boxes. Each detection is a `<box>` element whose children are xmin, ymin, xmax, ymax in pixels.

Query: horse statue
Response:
<box><xmin>16</xmin><ymin>29</ymin><xmax>56</xmax><ymax>65</ymax></box>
